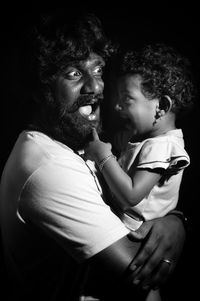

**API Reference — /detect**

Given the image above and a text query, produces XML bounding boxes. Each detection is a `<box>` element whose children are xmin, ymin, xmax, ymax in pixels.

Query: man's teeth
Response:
<box><xmin>79</xmin><ymin>105</ymin><xmax>92</xmax><ymax>116</ymax></box>
<box><xmin>88</xmin><ymin>114</ymin><xmax>96</xmax><ymax>120</ymax></box>
<box><xmin>78</xmin><ymin>105</ymin><xmax>98</xmax><ymax>121</ymax></box>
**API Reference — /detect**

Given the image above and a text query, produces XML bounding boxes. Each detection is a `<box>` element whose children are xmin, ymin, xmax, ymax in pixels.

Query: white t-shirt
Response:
<box><xmin>118</xmin><ymin>129</ymin><xmax>190</xmax><ymax>230</ymax></box>
<box><xmin>0</xmin><ymin>131</ymin><xmax>129</xmax><ymax>300</ymax></box>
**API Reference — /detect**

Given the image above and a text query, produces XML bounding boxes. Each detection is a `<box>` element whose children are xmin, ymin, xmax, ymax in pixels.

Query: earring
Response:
<box><xmin>153</xmin><ymin>106</ymin><xmax>164</xmax><ymax>125</ymax></box>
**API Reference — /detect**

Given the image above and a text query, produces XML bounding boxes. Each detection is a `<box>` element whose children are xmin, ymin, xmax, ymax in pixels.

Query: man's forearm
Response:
<box><xmin>86</xmin><ymin>235</ymin><xmax>147</xmax><ymax>300</ymax></box>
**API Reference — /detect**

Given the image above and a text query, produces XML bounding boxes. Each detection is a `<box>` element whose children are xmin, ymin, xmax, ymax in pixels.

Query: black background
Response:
<box><xmin>1</xmin><ymin>3</ymin><xmax>200</xmax><ymax>300</ymax></box>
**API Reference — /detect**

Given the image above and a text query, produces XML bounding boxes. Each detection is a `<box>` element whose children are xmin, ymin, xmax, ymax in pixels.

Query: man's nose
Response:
<box><xmin>82</xmin><ymin>76</ymin><xmax>103</xmax><ymax>94</ymax></box>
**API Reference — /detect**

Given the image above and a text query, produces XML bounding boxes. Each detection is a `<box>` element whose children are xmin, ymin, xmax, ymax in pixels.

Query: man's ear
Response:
<box><xmin>159</xmin><ymin>95</ymin><xmax>172</xmax><ymax>114</ymax></box>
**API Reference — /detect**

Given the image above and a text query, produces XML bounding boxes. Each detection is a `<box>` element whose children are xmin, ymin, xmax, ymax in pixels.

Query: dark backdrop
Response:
<box><xmin>1</xmin><ymin>4</ymin><xmax>200</xmax><ymax>300</ymax></box>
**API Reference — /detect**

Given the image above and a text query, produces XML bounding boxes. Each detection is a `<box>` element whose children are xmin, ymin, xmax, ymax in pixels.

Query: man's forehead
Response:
<box><xmin>70</xmin><ymin>53</ymin><xmax>105</xmax><ymax>68</ymax></box>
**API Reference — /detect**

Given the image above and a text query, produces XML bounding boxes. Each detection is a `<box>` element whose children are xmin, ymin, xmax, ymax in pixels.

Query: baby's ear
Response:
<box><xmin>159</xmin><ymin>95</ymin><xmax>172</xmax><ymax>114</ymax></box>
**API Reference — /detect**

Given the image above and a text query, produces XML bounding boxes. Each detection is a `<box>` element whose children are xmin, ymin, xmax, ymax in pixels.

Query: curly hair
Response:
<box><xmin>118</xmin><ymin>43</ymin><xmax>195</xmax><ymax>115</ymax></box>
<box><xmin>33</xmin><ymin>12</ymin><xmax>116</xmax><ymax>87</ymax></box>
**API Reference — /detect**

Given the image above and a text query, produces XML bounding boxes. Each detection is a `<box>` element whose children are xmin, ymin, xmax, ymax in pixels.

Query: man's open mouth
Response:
<box><xmin>78</xmin><ymin>99</ymin><xmax>100</xmax><ymax>121</ymax></box>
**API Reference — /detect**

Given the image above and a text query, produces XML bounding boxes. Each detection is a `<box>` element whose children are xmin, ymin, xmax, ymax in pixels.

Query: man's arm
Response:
<box><xmin>85</xmin><ymin>235</ymin><xmax>148</xmax><ymax>300</ymax></box>
<box><xmin>85</xmin><ymin>213</ymin><xmax>186</xmax><ymax>299</ymax></box>
<box><xmin>127</xmin><ymin>214</ymin><xmax>186</xmax><ymax>290</ymax></box>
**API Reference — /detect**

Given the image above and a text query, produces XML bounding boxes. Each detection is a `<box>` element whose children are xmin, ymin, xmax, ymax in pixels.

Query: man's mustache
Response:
<box><xmin>67</xmin><ymin>94</ymin><xmax>104</xmax><ymax>113</ymax></box>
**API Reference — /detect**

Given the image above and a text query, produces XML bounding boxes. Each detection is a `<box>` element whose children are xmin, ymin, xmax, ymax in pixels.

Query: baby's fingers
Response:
<box><xmin>92</xmin><ymin>128</ymin><xmax>100</xmax><ymax>141</ymax></box>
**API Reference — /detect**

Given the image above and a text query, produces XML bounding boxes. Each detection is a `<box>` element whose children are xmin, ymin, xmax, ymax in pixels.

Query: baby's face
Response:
<box><xmin>115</xmin><ymin>74</ymin><xmax>159</xmax><ymax>137</ymax></box>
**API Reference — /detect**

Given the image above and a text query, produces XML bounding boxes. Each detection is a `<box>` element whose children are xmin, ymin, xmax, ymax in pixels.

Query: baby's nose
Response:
<box><xmin>115</xmin><ymin>104</ymin><xmax>122</xmax><ymax>111</ymax></box>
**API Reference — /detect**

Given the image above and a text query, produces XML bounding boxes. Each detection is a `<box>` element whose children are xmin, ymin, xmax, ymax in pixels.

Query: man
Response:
<box><xmin>0</xmin><ymin>12</ymin><xmax>186</xmax><ymax>300</ymax></box>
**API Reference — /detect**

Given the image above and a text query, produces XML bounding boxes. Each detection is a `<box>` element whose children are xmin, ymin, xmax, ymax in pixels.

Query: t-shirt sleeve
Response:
<box><xmin>18</xmin><ymin>159</ymin><xmax>129</xmax><ymax>263</ymax></box>
<box><xmin>137</xmin><ymin>139</ymin><xmax>190</xmax><ymax>174</ymax></box>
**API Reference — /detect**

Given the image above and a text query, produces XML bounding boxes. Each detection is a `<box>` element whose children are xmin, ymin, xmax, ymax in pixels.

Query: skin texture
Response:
<box><xmin>38</xmin><ymin>53</ymin><xmax>105</xmax><ymax>151</ymax></box>
<box><xmin>117</xmin><ymin>74</ymin><xmax>160</xmax><ymax>138</ymax></box>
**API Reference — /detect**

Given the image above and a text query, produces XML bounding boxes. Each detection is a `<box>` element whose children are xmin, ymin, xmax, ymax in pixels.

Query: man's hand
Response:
<box><xmin>128</xmin><ymin>215</ymin><xmax>186</xmax><ymax>290</ymax></box>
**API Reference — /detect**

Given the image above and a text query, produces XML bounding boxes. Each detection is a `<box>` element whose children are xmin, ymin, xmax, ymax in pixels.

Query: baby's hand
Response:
<box><xmin>85</xmin><ymin>128</ymin><xmax>112</xmax><ymax>162</ymax></box>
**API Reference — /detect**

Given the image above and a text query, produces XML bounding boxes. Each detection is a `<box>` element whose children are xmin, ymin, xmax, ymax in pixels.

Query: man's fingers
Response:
<box><xmin>130</xmin><ymin>232</ymin><xmax>173</xmax><ymax>289</ymax></box>
<box><xmin>92</xmin><ymin>128</ymin><xmax>99</xmax><ymax>141</ymax></box>
<box><xmin>129</xmin><ymin>224</ymin><xmax>161</xmax><ymax>276</ymax></box>
<box><xmin>129</xmin><ymin>237</ymin><xmax>158</xmax><ymax>273</ymax></box>
<box><xmin>134</xmin><ymin>251</ymin><xmax>172</xmax><ymax>289</ymax></box>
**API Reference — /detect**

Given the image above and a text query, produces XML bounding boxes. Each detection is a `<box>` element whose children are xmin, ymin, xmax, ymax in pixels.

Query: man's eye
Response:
<box><xmin>94</xmin><ymin>66</ymin><xmax>103</xmax><ymax>76</ymax></box>
<box><xmin>64</xmin><ymin>70</ymin><xmax>81</xmax><ymax>79</ymax></box>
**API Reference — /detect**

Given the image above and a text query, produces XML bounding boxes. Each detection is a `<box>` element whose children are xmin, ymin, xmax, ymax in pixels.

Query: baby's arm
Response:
<box><xmin>85</xmin><ymin>129</ymin><xmax>161</xmax><ymax>211</ymax></box>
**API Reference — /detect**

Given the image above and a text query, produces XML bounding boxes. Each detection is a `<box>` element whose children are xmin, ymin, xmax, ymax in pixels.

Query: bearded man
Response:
<box><xmin>0</xmin><ymin>12</ymin><xmax>186</xmax><ymax>301</ymax></box>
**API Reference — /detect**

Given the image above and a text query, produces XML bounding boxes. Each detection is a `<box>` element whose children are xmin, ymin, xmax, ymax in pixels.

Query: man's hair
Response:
<box><xmin>33</xmin><ymin>12</ymin><xmax>116</xmax><ymax>88</ymax></box>
<box><xmin>117</xmin><ymin>43</ymin><xmax>196</xmax><ymax>115</ymax></box>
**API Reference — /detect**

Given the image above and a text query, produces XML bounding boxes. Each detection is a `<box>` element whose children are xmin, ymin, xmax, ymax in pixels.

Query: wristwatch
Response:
<box><xmin>167</xmin><ymin>209</ymin><xmax>189</xmax><ymax>232</ymax></box>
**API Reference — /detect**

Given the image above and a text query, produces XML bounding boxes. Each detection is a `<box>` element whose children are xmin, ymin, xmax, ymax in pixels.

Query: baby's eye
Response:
<box><xmin>123</xmin><ymin>97</ymin><xmax>133</xmax><ymax>104</ymax></box>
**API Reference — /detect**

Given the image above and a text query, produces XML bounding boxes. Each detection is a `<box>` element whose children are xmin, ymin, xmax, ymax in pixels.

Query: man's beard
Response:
<box><xmin>33</xmin><ymin>95</ymin><xmax>102</xmax><ymax>151</ymax></box>
<box><xmin>54</xmin><ymin>108</ymin><xmax>102</xmax><ymax>151</ymax></box>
